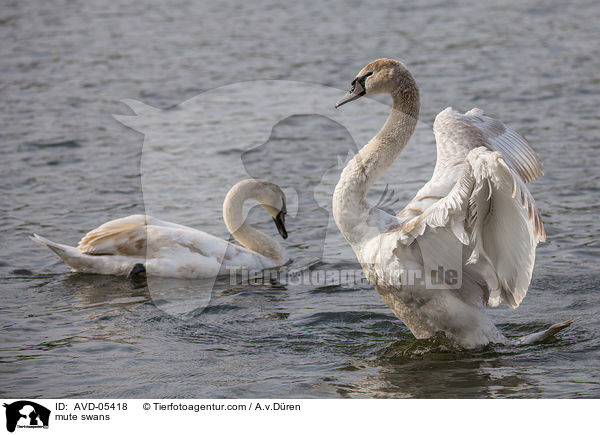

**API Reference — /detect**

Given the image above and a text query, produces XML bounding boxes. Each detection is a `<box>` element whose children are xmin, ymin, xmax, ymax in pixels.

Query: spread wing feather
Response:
<box><xmin>399</xmin><ymin>147</ymin><xmax>545</xmax><ymax>308</ymax></box>
<box><xmin>433</xmin><ymin>107</ymin><xmax>543</xmax><ymax>183</ymax></box>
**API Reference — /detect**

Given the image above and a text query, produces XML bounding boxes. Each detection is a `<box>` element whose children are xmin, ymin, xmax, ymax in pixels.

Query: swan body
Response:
<box><xmin>334</xmin><ymin>58</ymin><xmax>572</xmax><ymax>348</ymax></box>
<box><xmin>32</xmin><ymin>179</ymin><xmax>288</xmax><ymax>279</ymax></box>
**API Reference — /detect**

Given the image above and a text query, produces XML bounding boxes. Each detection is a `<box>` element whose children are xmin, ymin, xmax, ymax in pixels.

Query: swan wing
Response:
<box><xmin>433</xmin><ymin>107</ymin><xmax>543</xmax><ymax>183</ymax></box>
<box><xmin>76</xmin><ymin>214</ymin><xmax>273</xmax><ymax>277</ymax></box>
<box><xmin>77</xmin><ymin>214</ymin><xmax>202</xmax><ymax>256</ymax></box>
<box><xmin>399</xmin><ymin>147</ymin><xmax>545</xmax><ymax>308</ymax></box>
<box><xmin>77</xmin><ymin>215</ymin><xmax>150</xmax><ymax>256</ymax></box>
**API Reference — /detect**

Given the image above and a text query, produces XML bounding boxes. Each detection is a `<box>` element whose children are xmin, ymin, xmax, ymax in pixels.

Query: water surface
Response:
<box><xmin>1</xmin><ymin>0</ymin><xmax>599</xmax><ymax>398</ymax></box>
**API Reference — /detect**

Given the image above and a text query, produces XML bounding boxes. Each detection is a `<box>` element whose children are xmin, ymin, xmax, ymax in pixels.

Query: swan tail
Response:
<box><xmin>31</xmin><ymin>233</ymin><xmax>89</xmax><ymax>272</ymax></box>
<box><xmin>514</xmin><ymin>319</ymin><xmax>575</xmax><ymax>345</ymax></box>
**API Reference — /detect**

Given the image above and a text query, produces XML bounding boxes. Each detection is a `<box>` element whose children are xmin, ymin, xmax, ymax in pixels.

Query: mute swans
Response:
<box><xmin>334</xmin><ymin>58</ymin><xmax>572</xmax><ymax>348</ymax></box>
<box><xmin>32</xmin><ymin>179</ymin><xmax>288</xmax><ymax>278</ymax></box>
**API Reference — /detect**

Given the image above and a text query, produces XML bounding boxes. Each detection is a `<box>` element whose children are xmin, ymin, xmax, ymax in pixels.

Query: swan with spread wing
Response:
<box><xmin>334</xmin><ymin>58</ymin><xmax>572</xmax><ymax>348</ymax></box>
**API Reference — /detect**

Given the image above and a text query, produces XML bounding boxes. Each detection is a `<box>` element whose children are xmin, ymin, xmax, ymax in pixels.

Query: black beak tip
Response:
<box><xmin>274</xmin><ymin>212</ymin><xmax>288</xmax><ymax>240</ymax></box>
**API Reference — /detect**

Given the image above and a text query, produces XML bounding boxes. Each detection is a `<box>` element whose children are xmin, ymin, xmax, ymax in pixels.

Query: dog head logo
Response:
<box><xmin>112</xmin><ymin>80</ymin><xmax>382</xmax><ymax>318</ymax></box>
<box><xmin>3</xmin><ymin>401</ymin><xmax>50</xmax><ymax>433</ymax></box>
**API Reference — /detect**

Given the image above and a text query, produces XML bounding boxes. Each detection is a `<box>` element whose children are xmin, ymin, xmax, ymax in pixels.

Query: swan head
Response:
<box><xmin>247</xmin><ymin>180</ymin><xmax>288</xmax><ymax>240</ymax></box>
<box><xmin>225</xmin><ymin>179</ymin><xmax>288</xmax><ymax>240</ymax></box>
<box><xmin>335</xmin><ymin>58</ymin><xmax>418</xmax><ymax>110</ymax></box>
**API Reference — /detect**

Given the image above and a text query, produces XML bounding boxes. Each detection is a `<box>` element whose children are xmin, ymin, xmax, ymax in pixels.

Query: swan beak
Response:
<box><xmin>273</xmin><ymin>211</ymin><xmax>288</xmax><ymax>239</ymax></box>
<box><xmin>336</xmin><ymin>70</ymin><xmax>374</xmax><ymax>108</ymax></box>
<box><xmin>335</xmin><ymin>76</ymin><xmax>368</xmax><ymax>108</ymax></box>
<box><xmin>335</xmin><ymin>90</ymin><xmax>363</xmax><ymax>108</ymax></box>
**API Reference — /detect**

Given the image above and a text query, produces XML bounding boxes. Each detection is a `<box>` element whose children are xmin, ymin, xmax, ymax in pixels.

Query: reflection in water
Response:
<box><xmin>358</xmin><ymin>337</ymin><xmax>543</xmax><ymax>398</ymax></box>
<box><xmin>308</xmin><ymin>332</ymin><xmax>544</xmax><ymax>398</ymax></box>
<box><xmin>61</xmin><ymin>273</ymin><xmax>150</xmax><ymax>308</ymax></box>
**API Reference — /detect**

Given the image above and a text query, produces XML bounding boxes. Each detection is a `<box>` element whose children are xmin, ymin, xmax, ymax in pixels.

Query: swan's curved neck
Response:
<box><xmin>333</xmin><ymin>91</ymin><xmax>419</xmax><ymax>245</ymax></box>
<box><xmin>223</xmin><ymin>188</ymin><xmax>287</xmax><ymax>265</ymax></box>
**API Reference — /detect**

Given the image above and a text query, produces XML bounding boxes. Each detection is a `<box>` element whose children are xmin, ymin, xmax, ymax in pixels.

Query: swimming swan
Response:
<box><xmin>334</xmin><ymin>58</ymin><xmax>572</xmax><ymax>348</ymax></box>
<box><xmin>32</xmin><ymin>179</ymin><xmax>288</xmax><ymax>278</ymax></box>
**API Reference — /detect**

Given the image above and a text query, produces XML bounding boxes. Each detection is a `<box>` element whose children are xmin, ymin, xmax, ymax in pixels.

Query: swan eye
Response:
<box><xmin>351</xmin><ymin>71</ymin><xmax>374</xmax><ymax>93</ymax></box>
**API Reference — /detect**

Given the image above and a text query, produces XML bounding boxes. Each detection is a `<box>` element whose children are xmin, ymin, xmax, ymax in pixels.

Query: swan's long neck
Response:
<box><xmin>333</xmin><ymin>90</ymin><xmax>419</xmax><ymax>245</ymax></box>
<box><xmin>223</xmin><ymin>187</ymin><xmax>287</xmax><ymax>265</ymax></box>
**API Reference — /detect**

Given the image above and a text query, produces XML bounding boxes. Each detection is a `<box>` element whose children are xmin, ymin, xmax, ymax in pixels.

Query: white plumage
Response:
<box><xmin>32</xmin><ymin>179</ymin><xmax>288</xmax><ymax>279</ymax></box>
<box><xmin>334</xmin><ymin>58</ymin><xmax>572</xmax><ymax>347</ymax></box>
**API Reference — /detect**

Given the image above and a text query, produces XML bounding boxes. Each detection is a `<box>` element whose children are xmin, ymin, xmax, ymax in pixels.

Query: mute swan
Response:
<box><xmin>32</xmin><ymin>179</ymin><xmax>288</xmax><ymax>279</ymax></box>
<box><xmin>334</xmin><ymin>58</ymin><xmax>572</xmax><ymax>348</ymax></box>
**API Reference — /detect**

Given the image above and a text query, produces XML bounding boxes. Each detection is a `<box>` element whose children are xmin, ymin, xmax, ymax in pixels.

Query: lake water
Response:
<box><xmin>1</xmin><ymin>0</ymin><xmax>599</xmax><ymax>398</ymax></box>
